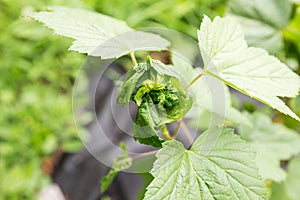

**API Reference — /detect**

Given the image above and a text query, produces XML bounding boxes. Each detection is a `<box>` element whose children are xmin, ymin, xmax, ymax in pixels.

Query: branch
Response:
<box><xmin>130</xmin><ymin>51</ymin><xmax>137</xmax><ymax>65</ymax></box>
<box><xmin>184</xmin><ymin>73</ymin><xmax>203</xmax><ymax>90</ymax></box>
<box><xmin>180</xmin><ymin>120</ymin><xmax>194</xmax><ymax>145</ymax></box>
<box><xmin>171</xmin><ymin>119</ymin><xmax>182</xmax><ymax>139</ymax></box>
<box><xmin>131</xmin><ymin>150</ymin><xmax>158</xmax><ymax>161</ymax></box>
<box><xmin>162</xmin><ymin>124</ymin><xmax>172</xmax><ymax>140</ymax></box>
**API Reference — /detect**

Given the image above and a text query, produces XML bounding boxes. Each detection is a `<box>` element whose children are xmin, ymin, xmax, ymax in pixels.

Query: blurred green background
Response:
<box><xmin>0</xmin><ymin>0</ymin><xmax>300</xmax><ymax>199</ymax></box>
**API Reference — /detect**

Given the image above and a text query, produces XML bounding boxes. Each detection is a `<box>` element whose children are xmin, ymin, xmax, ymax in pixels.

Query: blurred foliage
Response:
<box><xmin>283</xmin><ymin>5</ymin><xmax>300</xmax><ymax>72</ymax></box>
<box><xmin>282</xmin><ymin>5</ymin><xmax>300</xmax><ymax>131</ymax></box>
<box><xmin>85</xmin><ymin>0</ymin><xmax>227</xmax><ymax>37</ymax></box>
<box><xmin>0</xmin><ymin>0</ymin><xmax>86</xmax><ymax>199</ymax></box>
<box><xmin>228</xmin><ymin>0</ymin><xmax>292</xmax><ymax>55</ymax></box>
<box><xmin>270</xmin><ymin>157</ymin><xmax>300</xmax><ymax>200</ymax></box>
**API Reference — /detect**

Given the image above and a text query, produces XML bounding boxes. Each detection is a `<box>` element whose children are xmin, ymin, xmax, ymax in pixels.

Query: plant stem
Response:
<box><xmin>162</xmin><ymin>124</ymin><xmax>172</xmax><ymax>140</ymax></box>
<box><xmin>181</xmin><ymin>121</ymin><xmax>193</xmax><ymax>145</ymax></box>
<box><xmin>131</xmin><ymin>150</ymin><xmax>158</xmax><ymax>161</ymax></box>
<box><xmin>184</xmin><ymin>73</ymin><xmax>203</xmax><ymax>90</ymax></box>
<box><xmin>171</xmin><ymin>119</ymin><xmax>182</xmax><ymax>139</ymax></box>
<box><xmin>130</xmin><ymin>51</ymin><xmax>137</xmax><ymax>65</ymax></box>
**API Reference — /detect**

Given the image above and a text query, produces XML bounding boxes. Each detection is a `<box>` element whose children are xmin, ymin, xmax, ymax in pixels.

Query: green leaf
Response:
<box><xmin>238</xmin><ymin>112</ymin><xmax>300</xmax><ymax>182</ymax></box>
<box><xmin>29</xmin><ymin>6</ymin><xmax>169</xmax><ymax>58</ymax></box>
<box><xmin>144</xmin><ymin>128</ymin><xmax>266</xmax><ymax>200</ymax></box>
<box><xmin>117</xmin><ymin>59</ymin><xmax>182</xmax><ymax>107</ymax></box>
<box><xmin>227</xmin><ymin>0</ymin><xmax>292</xmax><ymax>54</ymax></box>
<box><xmin>291</xmin><ymin>94</ymin><xmax>300</xmax><ymax>115</ymax></box>
<box><xmin>171</xmin><ymin>54</ymin><xmax>250</xmax><ymax>128</ymax></box>
<box><xmin>118</xmin><ymin>57</ymin><xmax>192</xmax><ymax>147</ymax></box>
<box><xmin>270</xmin><ymin>158</ymin><xmax>300</xmax><ymax>200</ymax></box>
<box><xmin>91</xmin><ymin>31</ymin><xmax>170</xmax><ymax>59</ymax></box>
<box><xmin>284</xmin><ymin>7</ymin><xmax>300</xmax><ymax>55</ymax></box>
<box><xmin>29</xmin><ymin>6</ymin><xmax>131</xmax><ymax>54</ymax></box>
<box><xmin>270</xmin><ymin>182</ymin><xmax>292</xmax><ymax>200</ymax></box>
<box><xmin>148</xmin><ymin>56</ymin><xmax>180</xmax><ymax>79</ymax></box>
<box><xmin>101</xmin><ymin>196</ymin><xmax>112</xmax><ymax>200</ymax></box>
<box><xmin>134</xmin><ymin>79</ymin><xmax>165</xmax><ymax>106</ymax></box>
<box><xmin>117</xmin><ymin>63</ymin><xmax>148</xmax><ymax>106</ymax></box>
<box><xmin>133</xmin><ymin>94</ymin><xmax>165</xmax><ymax>147</ymax></box>
<box><xmin>101</xmin><ymin>142</ymin><xmax>132</xmax><ymax>193</ymax></box>
<box><xmin>133</xmin><ymin>79</ymin><xmax>192</xmax><ymax>147</ymax></box>
<box><xmin>285</xmin><ymin>158</ymin><xmax>300</xmax><ymax>200</ymax></box>
<box><xmin>198</xmin><ymin>15</ymin><xmax>300</xmax><ymax>121</ymax></box>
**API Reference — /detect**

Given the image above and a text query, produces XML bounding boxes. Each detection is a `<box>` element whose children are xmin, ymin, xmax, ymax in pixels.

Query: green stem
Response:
<box><xmin>130</xmin><ymin>51</ymin><xmax>137</xmax><ymax>65</ymax></box>
<box><xmin>184</xmin><ymin>73</ymin><xmax>203</xmax><ymax>90</ymax></box>
<box><xmin>131</xmin><ymin>150</ymin><xmax>158</xmax><ymax>161</ymax></box>
<box><xmin>181</xmin><ymin>121</ymin><xmax>193</xmax><ymax>145</ymax></box>
<box><xmin>171</xmin><ymin>119</ymin><xmax>182</xmax><ymax>139</ymax></box>
<box><xmin>162</xmin><ymin>124</ymin><xmax>172</xmax><ymax>140</ymax></box>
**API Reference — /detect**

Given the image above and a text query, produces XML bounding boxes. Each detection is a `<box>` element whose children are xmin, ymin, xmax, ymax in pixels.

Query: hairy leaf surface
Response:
<box><xmin>171</xmin><ymin>55</ymin><xmax>250</xmax><ymax>128</ymax></box>
<box><xmin>198</xmin><ymin>16</ymin><xmax>300</xmax><ymax>121</ymax></box>
<box><xmin>29</xmin><ymin>6</ymin><xmax>169</xmax><ymax>58</ymax></box>
<box><xmin>144</xmin><ymin>128</ymin><xmax>266</xmax><ymax>200</ymax></box>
